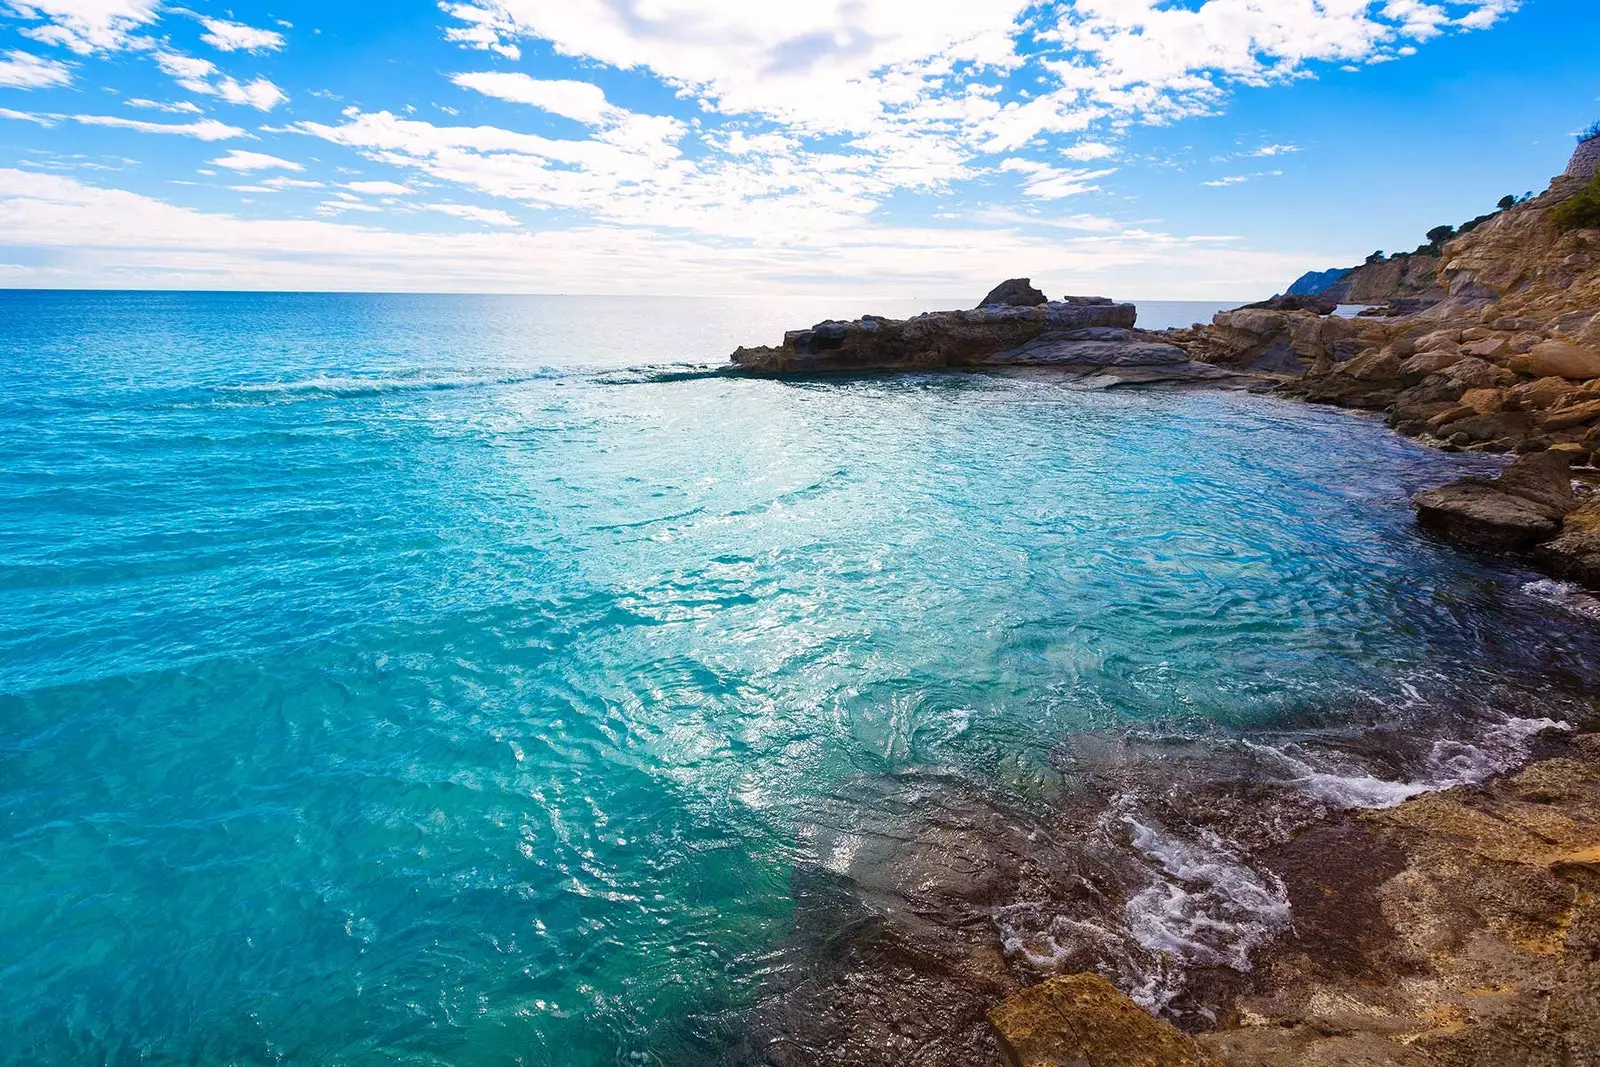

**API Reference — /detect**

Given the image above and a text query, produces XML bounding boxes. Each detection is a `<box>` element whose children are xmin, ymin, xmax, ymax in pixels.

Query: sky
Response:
<box><xmin>0</xmin><ymin>0</ymin><xmax>1597</xmax><ymax>298</ymax></box>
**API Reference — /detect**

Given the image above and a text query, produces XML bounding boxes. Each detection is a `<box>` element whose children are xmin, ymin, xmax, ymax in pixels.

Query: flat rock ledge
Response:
<box><xmin>988</xmin><ymin>735</ymin><xmax>1600</xmax><ymax>1067</ymax></box>
<box><xmin>730</xmin><ymin>297</ymin><xmax>1246</xmax><ymax>386</ymax></box>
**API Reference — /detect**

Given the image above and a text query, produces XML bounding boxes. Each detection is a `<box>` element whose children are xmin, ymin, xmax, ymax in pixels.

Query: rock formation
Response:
<box><xmin>982</xmin><ymin>736</ymin><xmax>1600</xmax><ymax>1067</ymax></box>
<box><xmin>1411</xmin><ymin>450</ymin><xmax>1575</xmax><ymax>551</ymax></box>
<box><xmin>978</xmin><ymin>278</ymin><xmax>1048</xmax><ymax>308</ymax></box>
<box><xmin>730</xmin><ymin>296</ymin><xmax>1244</xmax><ymax>386</ymax></box>
<box><xmin>989</xmin><ymin>975</ymin><xmax>1221</xmax><ymax>1067</ymax></box>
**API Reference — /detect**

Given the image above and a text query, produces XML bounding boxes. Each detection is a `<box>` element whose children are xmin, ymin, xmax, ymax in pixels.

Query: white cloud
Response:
<box><xmin>450</xmin><ymin>71</ymin><xmax>617</xmax><ymax>124</ymax></box>
<box><xmin>198</xmin><ymin>16</ymin><xmax>286</xmax><ymax>53</ymax></box>
<box><xmin>71</xmin><ymin>114</ymin><xmax>245</xmax><ymax>140</ymax></box>
<box><xmin>126</xmin><ymin>97</ymin><xmax>203</xmax><ymax>114</ymax></box>
<box><xmin>0</xmin><ymin>166</ymin><xmax>1328</xmax><ymax>297</ymax></box>
<box><xmin>1000</xmin><ymin>158</ymin><xmax>1116</xmax><ymax>199</ymax></box>
<box><xmin>215</xmin><ymin>76</ymin><xmax>287</xmax><ymax>111</ymax></box>
<box><xmin>0</xmin><ymin>48</ymin><xmax>71</xmax><ymax>88</ymax></box>
<box><xmin>423</xmin><ymin>202</ymin><xmax>520</xmax><ymax>226</ymax></box>
<box><xmin>346</xmin><ymin>180</ymin><xmax>412</xmax><ymax>195</ymax></box>
<box><xmin>210</xmin><ymin>149</ymin><xmax>304</xmax><ymax>172</ymax></box>
<box><xmin>1204</xmin><ymin>175</ymin><xmax>1249</xmax><ymax>187</ymax></box>
<box><xmin>1061</xmin><ymin>141</ymin><xmax>1118</xmax><ymax>162</ymax></box>
<box><xmin>1252</xmin><ymin>143</ymin><xmax>1299</xmax><ymax>156</ymax></box>
<box><xmin>154</xmin><ymin>50</ymin><xmax>287</xmax><ymax>110</ymax></box>
<box><xmin>0</xmin><ymin>105</ymin><xmax>54</xmax><ymax>125</ymax></box>
<box><xmin>7</xmin><ymin>0</ymin><xmax>161</xmax><ymax>53</ymax></box>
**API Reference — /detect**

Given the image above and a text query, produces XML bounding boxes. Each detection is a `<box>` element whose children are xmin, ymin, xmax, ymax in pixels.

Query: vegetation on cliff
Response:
<box><xmin>1553</xmin><ymin>171</ymin><xmax>1600</xmax><ymax>232</ymax></box>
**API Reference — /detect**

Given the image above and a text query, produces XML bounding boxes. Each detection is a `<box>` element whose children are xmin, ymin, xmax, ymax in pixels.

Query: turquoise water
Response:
<box><xmin>3</xmin><ymin>291</ymin><xmax>1598</xmax><ymax>1066</ymax></box>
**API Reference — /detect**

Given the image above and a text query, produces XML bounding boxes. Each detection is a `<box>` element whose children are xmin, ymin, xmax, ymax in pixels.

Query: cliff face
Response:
<box><xmin>1437</xmin><ymin>170</ymin><xmax>1600</xmax><ymax>347</ymax></box>
<box><xmin>1322</xmin><ymin>251</ymin><xmax>1444</xmax><ymax>305</ymax></box>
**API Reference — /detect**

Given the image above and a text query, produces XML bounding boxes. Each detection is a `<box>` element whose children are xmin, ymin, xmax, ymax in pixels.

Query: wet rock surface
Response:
<box><xmin>990</xmin><ymin>974</ymin><xmax>1221</xmax><ymax>1067</ymax></box>
<box><xmin>732</xmin><ymin>707</ymin><xmax>1593</xmax><ymax>1067</ymax></box>
<box><xmin>1411</xmin><ymin>450</ymin><xmax>1576</xmax><ymax>551</ymax></box>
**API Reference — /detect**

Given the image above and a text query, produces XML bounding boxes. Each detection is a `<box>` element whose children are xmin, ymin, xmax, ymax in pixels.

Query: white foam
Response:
<box><xmin>1522</xmin><ymin>578</ymin><xmax>1600</xmax><ymax>619</ymax></box>
<box><xmin>1121</xmin><ymin>816</ymin><xmax>1290</xmax><ymax>1010</ymax></box>
<box><xmin>1246</xmin><ymin>715</ymin><xmax>1572</xmax><ymax>812</ymax></box>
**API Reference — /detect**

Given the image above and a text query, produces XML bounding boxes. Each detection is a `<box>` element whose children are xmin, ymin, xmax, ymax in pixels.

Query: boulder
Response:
<box><xmin>1528</xmin><ymin>340</ymin><xmax>1600</xmax><ymax>380</ymax></box>
<box><xmin>978</xmin><ymin>278</ymin><xmax>1048</xmax><ymax>308</ymax></box>
<box><xmin>1399</xmin><ymin>348</ymin><xmax>1464</xmax><ymax>382</ymax></box>
<box><xmin>1412</xmin><ymin>451</ymin><xmax>1575</xmax><ymax>551</ymax></box>
<box><xmin>1542</xmin><ymin>398</ymin><xmax>1600</xmax><ymax>432</ymax></box>
<box><xmin>1242</xmin><ymin>294</ymin><xmax>1338</xmax><ymax>315</ymax></box>
<box><xmin>1461</xmin><ymin>335</ymin><xmax>1513</xmax><ymax>360</ymax></box>
<box><xmin>1459</xmin><ymin>387</ymin><xmax>1508</xmax><ymax>414</ymax></box>
<box><xmin>989</xmin><ymin>974</ymin><xmax>1222</xmax><ymax>1067</ymax></box>
<box><xmin>1512</xmin><ymin>376</ymin><xmax>1576</xmax><ymax>410</ymax></box>
<box><xmin>1535</xmin><ymin>499</ymin><xmax>1600</xmax><ymax>588</ymax></box>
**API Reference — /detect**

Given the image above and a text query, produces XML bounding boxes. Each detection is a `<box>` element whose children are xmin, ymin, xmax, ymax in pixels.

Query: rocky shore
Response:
<box><xmin>726</xmin><ymin>139</ymin><xmax>1600</xmax><ymax>1066</ymax></box>
<box><xmin>729</xmin><ymin>279</ymin><xmax>1247</xmax><ymax>388</ymax></box>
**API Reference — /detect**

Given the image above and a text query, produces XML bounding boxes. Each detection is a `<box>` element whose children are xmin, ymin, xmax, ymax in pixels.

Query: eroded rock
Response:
<box><xmin>979</xmin><ymin>278</ymin><xmax>1048</xmax><ymax>308</ymax></box>
<box><xmin>1411</xmin><ymin>450</ymin><xmax>1575</xmax><ymax>551</ymax></box>
<box><xmin>990</xmin><ymin>974</ymin><xmax>1222</xmax><ymax>1067</ymax></box>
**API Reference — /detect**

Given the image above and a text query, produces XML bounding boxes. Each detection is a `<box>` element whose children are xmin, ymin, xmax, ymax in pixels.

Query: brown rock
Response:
<box><xmin>1399</xmin><ymin>348</ymin><xmax>1463</xmax><ymax>382</ymax></box>
<box><xmin>1542</xmin><ymin>398</ymin><xmax>1600</xmax><ymax>431</ymax></box>
<box><xmin>1512</xmin><ymin>375</ymin><xmax>1577</xmax><ymax>410</ymax></box>
<box><xmin>1528</xmin><ymin>339</ymin><xmax>1600</xmax><ymax>379</ymax></box>
<box><xmin>1459</xmin><ymin>387</ymin><xmax>1507</xmax><ymax>414</ymax></box>
<box><xmin>1336</xmin><ymin>348</ymin><xmax>1401</xmax><ymax>381</ymax></box>
<box><xmin>1412</xmin><ymin>450</ymin><xmax>1574</xmax><ymax>550</ymax></box>
<box><xmin>1461</xmin><ymin>335</ymin><xmax>1512</xmax><ymax>360</ymax></box>
<box><xmin>989</xmin><ymin>975</ymin><xmax>1221</xmax><ymax>1067</ymax></box>
<box><xmin>1511</xmin><ymin>331</ymin><xmax>1544</xmax><ymax>354</ymax></box>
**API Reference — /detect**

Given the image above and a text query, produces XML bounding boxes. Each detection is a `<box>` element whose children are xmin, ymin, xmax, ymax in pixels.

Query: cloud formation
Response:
<box><xmin>0</xmin><ymin>46</ymin><xmax>69</xmax><ymax>86</ymax></box>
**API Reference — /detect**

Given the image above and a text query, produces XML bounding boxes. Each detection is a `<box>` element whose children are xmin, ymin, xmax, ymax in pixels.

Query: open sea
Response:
<box><xmin>4</xmin><ymin>291</ymin><xmax>1600</xmax><ymax>1066</ymax></box>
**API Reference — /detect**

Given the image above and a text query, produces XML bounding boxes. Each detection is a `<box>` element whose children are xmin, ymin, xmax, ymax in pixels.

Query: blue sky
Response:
<box><xmin>0</xmin><ymin>0</ymin><xmax>1596</xmax><ymax>297</ymax></box>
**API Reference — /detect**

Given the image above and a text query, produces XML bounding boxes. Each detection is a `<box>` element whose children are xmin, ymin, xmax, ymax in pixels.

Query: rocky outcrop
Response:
<box><xmin>982</xmin><ymin>738</ymin><xmax>1600</xmax><ymax>1067</ymax></box>
<box><xmin>1168</xmin><ymin>307</ymin><xmax>1375</xmax><ymax>376</ymax></box>
<box><xmin>989</xmin><ymin>975</ymin><xmax>1220</xmax><ymax>1067</ymax></box>
<box><xmin>730</xmin><ymin>294</ymin><xmax>1244</xmax><ymax>385</ymax></box>
<box><xmin>1199</xmin><ymin>738</ymin><xmax>1600</xmax><ymax>1067</ymax></box>
<box><xmin>1241</xmin><ymin>294</ymin><xmax>1338</xmax><ymax>315</ymax></box>
<box><xmin>1324</xmin><ymin>251</ymin><xmax>1445</xmax><ymax>306</ymax></box>
<box><xmin>1411</xmin><ymin>450</ymin><xmax>1576</xmax><ymax>551</ymax></box>
<box><xmin>978</xmin><ymin>278</ymin><xmax>1048</xmax><ymax>308</ymax></box>
<box><xmin>1569</xmin><ymin>133</ymin><xmax>1600</xmax><ymax>181</ymax></box>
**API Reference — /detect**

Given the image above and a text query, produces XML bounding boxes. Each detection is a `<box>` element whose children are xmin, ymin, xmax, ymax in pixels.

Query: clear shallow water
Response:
<box><xmin>2</xmin><ymin>291</ymin><xmax>1599</xmax><ymax>1066</ymax></box>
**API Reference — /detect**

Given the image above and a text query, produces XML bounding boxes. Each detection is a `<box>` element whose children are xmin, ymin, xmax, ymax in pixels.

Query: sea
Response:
<box><xmin>3</xmin><ymin>291</ymin><xmax>1599</xmax><ymax>1065</ymax></box>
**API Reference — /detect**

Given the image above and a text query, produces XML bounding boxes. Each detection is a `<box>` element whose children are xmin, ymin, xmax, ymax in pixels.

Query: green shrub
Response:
<box><xmin>1552</xmin><ymin>172</ymin><xmax>1600</xmax><ymax>232</ymax></box>
<box><xmin>1581</xmin><ymin>120</ymin><xmax>1600</xmax><ymax>144</ymax></box>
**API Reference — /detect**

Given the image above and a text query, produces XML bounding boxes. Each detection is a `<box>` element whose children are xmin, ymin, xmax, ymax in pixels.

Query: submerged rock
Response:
<box><xmin>1411</xmin><ymin>450</ymin><xmax>1575</xmax><ymax>551</ymax></box>
<box><xmin>989</xmin><ymin>974</ymin><xmax>1221</xmax><ymax>1067</ymax></box>
<box><xmin>978</xmin><ymin>278</ymin><xmax>1048</xmax><ymax>308</ymax></box>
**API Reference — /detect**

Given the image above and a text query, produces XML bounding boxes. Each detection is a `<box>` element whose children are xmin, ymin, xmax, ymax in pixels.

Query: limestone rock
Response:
<box><xmin>1528</xmin><ymin>339</ymin><xmax>1600</xmax><ymax>380</ymax></box>
<box><xmin>1412</xmin><ymin>450</ymin><xmax>1575</xmax><ymax>550</ymax></box>
<box><xmin>732</xmin><ymin>301</ymin><xmax>1161</xmax><ymax>375</ymax></box>
<box><xmin>1399</xmin><ymin>348</ymin><xmax>1463</xmax><ymax>382</ymax></box>
<box><xmin>1541</xmin><ymin>397</ymin><xmax>1600</xmax><ymax>431</ymax></box>
<box><xmin>978</xmin><ymin>278</ymin><xmax>1048</xmax><ymax>308</ymax></box>
<box><xmin>1461</xmin><ymin>335</ymin><xmax>1512</xmax><ymax>360</ymax></box>
<box><xmin>989</xmin><ymin>974</ymin><xmax>1221</xmax><ymax>1067</ymax></box>
<box><xmin>1512</xmin><ymin>375</ymin><xmax>1575</xmax><ymax>410</ymax></box>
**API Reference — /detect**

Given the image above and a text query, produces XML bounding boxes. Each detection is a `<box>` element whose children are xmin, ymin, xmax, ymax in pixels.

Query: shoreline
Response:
<box><xmin>719</xmin><ymin>151</ymin><xmax>1600</xmax><ymax>1061</ymax></box>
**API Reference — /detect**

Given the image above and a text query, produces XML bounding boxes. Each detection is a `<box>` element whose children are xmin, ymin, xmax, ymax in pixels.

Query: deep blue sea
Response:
<box><xmin>4</xmin><ymin>291</ymin><xmax>1599</xmax><ymax>1066</ymax></box>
